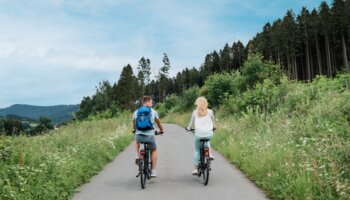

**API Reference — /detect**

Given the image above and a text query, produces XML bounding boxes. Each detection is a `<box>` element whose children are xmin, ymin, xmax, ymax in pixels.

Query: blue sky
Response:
<box><xmin>0</xmin><ymin>0</ymin><xmax>332</xmax><ymax>108</ymax></box>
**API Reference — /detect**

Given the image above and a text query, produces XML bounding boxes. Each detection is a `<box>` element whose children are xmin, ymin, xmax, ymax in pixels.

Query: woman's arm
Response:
<box><xmin>211</xmin><ymin>110</ymin><xmax>216</xmax><ymax>128</ymax></box>
<box><xmin>187</xmin><ymin>111</ymin><xmax>195</xmax><ymax>129</ymax></box>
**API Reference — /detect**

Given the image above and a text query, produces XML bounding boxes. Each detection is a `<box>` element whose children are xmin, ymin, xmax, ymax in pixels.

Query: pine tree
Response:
<box><xmin>310</xmin><ymin>8</ymin><xmax>323</xmax><ymax>75</ymax></box>
<box><xmin>219</xmin><ymin>43</ymin><xmax>232</xmax><ymax>72</ymax></box>
<box><xmin>158</xmin><ymin>53</ymin><xmax>171</xmax><ymax>101</ymax></box>
<box><xmin>319</xmin><ymin>2</ymin><xmax>333</xmax><ymax>76</ymax></box>
<box><xmin>332</xmin><ymin>0</ymin><xmax>349</xmax><ymax>71</ymax></box>
<box><xmin>298</xmin><ymin>7</ymin><xmax>312</xmax><ymax>80</ymax></box>
<box><xmin>116</xmin><ymin>64</ymin><xmax>137</xmax><ymax>109</ymax></box>
<box><xmin>137</xmin><ymin>57</ymin><xmax>151</xmax><ymax>99</ymax></box>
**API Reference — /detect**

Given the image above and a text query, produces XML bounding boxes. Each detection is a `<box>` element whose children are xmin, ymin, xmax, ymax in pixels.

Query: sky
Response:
<box><xmin>0</xmin><ymin>0</ymin><xmax>332</xmax><ymax>108</ymax></box>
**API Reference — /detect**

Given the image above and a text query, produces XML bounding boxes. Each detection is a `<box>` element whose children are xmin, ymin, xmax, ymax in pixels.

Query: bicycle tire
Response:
<box><xmin>203</xmin><ymin>156</ymin><xmax>210</xmax><ymax>185</ymax></box>
<box><xmin>140</xmin><ymin>160</ymin><xmax>146</xmax><ymax>189</ymax></box>
<box><xmin>146</xmin><ymin>153</ymin><xmax>152</xmax><ymax>180</ymax></box>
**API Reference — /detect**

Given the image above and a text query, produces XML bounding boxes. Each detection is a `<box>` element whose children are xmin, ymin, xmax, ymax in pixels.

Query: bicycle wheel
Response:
<box><xmin>203</xmin><ymin>156</ymin><xmax>210</xmax><ymax>185</ymax></box>
<box><xmin>146</xmin><ymin>151</ymin><xmax>152</xmax><ymax>179</ymax></box>
<box><xmin>140</xmin><ymin>160</ymin><xmax>146</xmax><ymax>189</ymax></box>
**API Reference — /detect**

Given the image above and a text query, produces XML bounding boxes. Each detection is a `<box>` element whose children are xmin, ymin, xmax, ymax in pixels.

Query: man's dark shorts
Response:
<box><xmin>135</xmin><ymin>134</ymin><xmax>157</xmax><ymax>150</ymax></box>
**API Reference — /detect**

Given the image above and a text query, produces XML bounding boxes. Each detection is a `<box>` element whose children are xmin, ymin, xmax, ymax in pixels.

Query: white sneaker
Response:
<box><xmin>135</xmin><ymin>157</ymin><xmax>140</xmax><ymax>165</ymax></box>
<box><xmin>192</xmin><ymin>169</ymin><xmax>199</xmax><ymax>176</ymax></box>
<box><xmin>151</xmin><ymin>170</ymin><xmax>157</xmax><ymax>178</ymax></box>
<box><xmin>209</xmin><ymin>154</ymin><xmax>215</xmax><ymax>161</ymax></box>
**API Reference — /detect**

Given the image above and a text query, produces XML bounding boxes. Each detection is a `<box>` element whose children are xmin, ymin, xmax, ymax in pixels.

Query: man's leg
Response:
<box><xmin>151</xmin><ymin>149</ymin><xmax>158</xmax><ymax>170</ymax></box>
<box><xmin>134</xmin><ymin>140</ymin><xmax>140</xmax><ymax>155</ymax></box>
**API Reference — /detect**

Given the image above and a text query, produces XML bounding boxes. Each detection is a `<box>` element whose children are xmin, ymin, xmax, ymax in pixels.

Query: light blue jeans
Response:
<box><xmin>194</xmin><ymin>135</ymin><xmax>212</xmax><ymax>165</ymax></box>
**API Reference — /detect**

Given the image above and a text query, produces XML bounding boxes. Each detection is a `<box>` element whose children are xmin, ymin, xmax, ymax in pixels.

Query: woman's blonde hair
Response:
<box><xmin>195</xmin><ymin>96</ymin><xmax>208</xmax><ymax>117</ymax></box>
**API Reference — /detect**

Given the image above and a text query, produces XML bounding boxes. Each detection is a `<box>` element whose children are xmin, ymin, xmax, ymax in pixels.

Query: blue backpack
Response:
<box><xmin>136</xmin><ymin>106</ymin><xmax>154</xmax><ymax>131</ymax></box>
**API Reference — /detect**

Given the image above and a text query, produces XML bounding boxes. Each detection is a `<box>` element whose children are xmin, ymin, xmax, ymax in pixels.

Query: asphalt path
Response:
<box><xmin>72</xmin><ymin>124</ymin><xmax>268</xmax><ymax>200</ymax></box>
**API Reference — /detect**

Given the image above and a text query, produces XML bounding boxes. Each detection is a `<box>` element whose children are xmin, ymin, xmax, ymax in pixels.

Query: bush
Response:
<box><xmin>202</xmin><ymin>73</ymin><xmax>237</xmax><ymax>107</ymax></box>
<box><xmin>179</xmin><ymin>86</ymin><xmax>200</xmax><ymax>111</ymax></box>
<box><xmin>241</xmin><ymin>54</ymin><xmax>283</xmax><ymax>90</ymax></box>
<box><xmin>164</xmin><ymin>94</ymin><xmax>180</xmax><ymax>110</ymax></box>
<box><xmin>240</xmin><ymin>77</ymin><xmax>288</xmax><ymax>113</ymax></box>
<box><xmin>155</xmin><ymin>103</ymin><xmax>167</xmax><ymax>118</ymax></box>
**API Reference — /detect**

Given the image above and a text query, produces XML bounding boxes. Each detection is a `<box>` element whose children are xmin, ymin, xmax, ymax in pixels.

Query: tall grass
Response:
<box><xmin>0</xmin><ymin>114</ymin><xmax>133</xmax><ymax>200</ymax></box>
<box><xmin>162</xmin><ymin>111</ymin><xmax>191</xmax><ymax>127</ymax></box>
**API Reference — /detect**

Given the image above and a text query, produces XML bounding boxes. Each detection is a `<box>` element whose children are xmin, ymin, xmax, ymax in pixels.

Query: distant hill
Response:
<box><xmin>0</xmin><ymin>104</ymin><xmax>79</xmax><ymax>124</ymax></box>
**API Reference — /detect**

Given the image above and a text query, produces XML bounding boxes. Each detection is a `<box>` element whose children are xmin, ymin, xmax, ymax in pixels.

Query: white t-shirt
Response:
<box><xmin>133</xmin><ymin>107</ymin><xmax>159</xmax><ymax>136</ymax></box>
<box><xmin>187</xmin><ymin>109</ymin><xmax>215</xmax><ymax>137</ymax></box>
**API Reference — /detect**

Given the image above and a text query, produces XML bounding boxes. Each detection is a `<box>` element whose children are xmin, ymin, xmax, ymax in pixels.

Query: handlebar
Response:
<box><xmin>132</xmin><ymin>130</ymin><xmax>164</xmax><ymax>135</ymax></box>
<box><xmin>155</xmin><ymin>130</ymin><xmax>164</xmax><ymax>135</ymax></box>
<box><xmin>185</xmin><ymin>127</ymin><xmax>216</xmax><ymax>131</ymax></box>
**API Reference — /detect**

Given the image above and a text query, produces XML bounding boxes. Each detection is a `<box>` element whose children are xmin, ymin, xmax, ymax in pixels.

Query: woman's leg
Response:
<box><xmin>193</xmin><ymin>135</ymin><xmax>200</xmax><ymax>166</ymax></box>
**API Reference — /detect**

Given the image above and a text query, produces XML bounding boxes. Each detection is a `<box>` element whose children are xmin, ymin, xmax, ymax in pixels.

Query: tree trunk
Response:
<box><xmin>331</xmin><ymin>46</ymin><xmax>336</xmax><ymax>75</ymax></box>
<box><xmin>294</xmin><ymin>57</ymin><xmax>298</xmax><ymax>80</ymax></box>
<box><xmin>306</xmin><ymin>43</ymin><xmax>311</xmax><ymax>81</ymax></box>
<box><xmin>310</xmin><ymin>51</ymin><xmax>314</xmax><ymax>79</ymax></box>
<box><xmin>341</xmin><ymin>33</ymin><xmax>349</xmax><ymax>71</ymax></box>
<box><xmin>287</xmin><ymin>54</ymin><xmax>291</xmax><ymax>78</ymax></box>
<box><xmin>325</xmin><ymin>32</ymin><xmax>332</xmax><ymax>76</ymax></box>
<box><xmin>301</xmin><ymin>56</ymin><xmax>305</xmax><ymax>80</ymax></box>
<box><xmin>315</xmin><ymin>33</ymin><xmax>323</xmax><ymax>75</ymax></box>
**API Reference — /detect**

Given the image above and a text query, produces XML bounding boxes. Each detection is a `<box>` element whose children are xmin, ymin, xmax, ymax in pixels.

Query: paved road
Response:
<box><xmin>72</xmin><ymin>124</ymin><xmax>268</xmax><ymax>200</ymax></box>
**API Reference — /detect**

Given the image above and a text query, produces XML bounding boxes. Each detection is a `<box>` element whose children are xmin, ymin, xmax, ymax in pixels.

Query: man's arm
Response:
<box><xmin>132</xmin><ymin>119</ymin><xmax>136</xmax><ymax>133</ymax></box>
<box><xmin>154</xmin><ymin>118</ymin><xmax>164</xmax><ymax>132</ymax></box>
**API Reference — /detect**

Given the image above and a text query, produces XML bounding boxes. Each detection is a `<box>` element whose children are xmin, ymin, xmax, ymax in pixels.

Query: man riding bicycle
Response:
<box><xmin>133</xmin><ymin>96</ymin><xmax>164</xmax><ymax>178</ymax></box>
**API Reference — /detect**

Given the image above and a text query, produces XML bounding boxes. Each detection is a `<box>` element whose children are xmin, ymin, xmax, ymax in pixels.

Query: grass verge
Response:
<box><xmin>0</xmin><ymin>115</ymin><xmax>133</xmax><ymax>200</ymax></box>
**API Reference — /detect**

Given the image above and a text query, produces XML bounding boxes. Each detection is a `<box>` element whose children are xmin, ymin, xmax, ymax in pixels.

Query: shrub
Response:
<box><xmin>179</xmin><ymin>86</ymin><xmax>200</xmax><ymax>111</ymax></box>
<box><xmin>202</xmin><ymin>73</ymin><xmax>237</xmax><ymax>107</ymax></box>
<box><xmin>241</xmin><ymin>54</ymin><xmax>283</xmax><ymax>90</ymax></box>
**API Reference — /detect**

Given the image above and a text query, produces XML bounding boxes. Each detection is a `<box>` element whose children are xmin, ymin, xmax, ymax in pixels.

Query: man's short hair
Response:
<box><xmin>143</xmin><ymin>96</ymin><xmax>153</xmax><ymax>103</ymax></box>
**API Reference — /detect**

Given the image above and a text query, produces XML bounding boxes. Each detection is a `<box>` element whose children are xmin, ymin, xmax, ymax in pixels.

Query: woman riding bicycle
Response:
<box><xmin>186</xmin><ymin>96</ymin><xmax>215</xmax><ymax>175</ymax></box>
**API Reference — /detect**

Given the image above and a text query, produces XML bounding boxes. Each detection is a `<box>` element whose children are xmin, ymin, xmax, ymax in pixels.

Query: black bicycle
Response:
<box><xmin>186</xmin><ymin>128</ymin><xmax>215</xmax><ymax>185</ymax></box>
<box><xmin>135</xmin><ymin>131</ymin><xmax>163</xmax><ymax>189</ymax></box>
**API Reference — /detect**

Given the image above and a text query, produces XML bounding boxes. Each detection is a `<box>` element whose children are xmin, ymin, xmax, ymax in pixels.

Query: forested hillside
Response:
<box><xmin>76</xmin><ymin>0</ymin><xmax>350</xmax><ymax>119</ymax></box>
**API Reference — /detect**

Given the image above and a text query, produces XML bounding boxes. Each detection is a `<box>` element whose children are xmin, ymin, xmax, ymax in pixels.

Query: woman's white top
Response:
<box><xmin>187</xmin><ymin>109</ymin><xmax>215</xmax><ymax>137</ymax></box>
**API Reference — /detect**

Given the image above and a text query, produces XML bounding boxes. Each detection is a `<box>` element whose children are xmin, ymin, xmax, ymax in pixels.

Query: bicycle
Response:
<box><xmin>186</xmin><ymin>128</ymin><xmax>215</xmax><ymax>186</ymax></box>
<box><xmin>135</xmin><ymin>130</ymin><xmax>163</xmax><ymax>189</ymax></box>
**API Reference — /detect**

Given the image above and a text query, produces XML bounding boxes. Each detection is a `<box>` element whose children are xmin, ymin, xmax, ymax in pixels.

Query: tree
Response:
<box><xmin>115</xmin><ymin>64</ymin><xmax>137</xmax><ymax>109</ymax></box>
<box><xmin>0</xmin><ymin>118</ymin><xmax>4</xmax><ymax>134</ymax></box>
<box><xmin>137</xmin><ymin>57</ymin><xmax>151</xmax><ymax>99</ymax></box>
<box><xmin>319</xmin><ymin>2</ymin><xmax>333</xmax><ymax>76</ymax></box>
<box><xmin>310</xmin><ymin>8</ymin><xmax>323</xmax><ymax>75</ymax></box>
<box><xmin>92</xmin><ymin>80</ymin><xmax>113</xmax><ymax>113</ymax></box>
<box><xmin>270</xmin><ymin>19</ymin><xmax>283</xmax><ymax>65</ymax></box>
<box><xmin>33</xmin><ymin>117</ymin><xmax>54</xmax><ymax>134</ymax></box>
<box><xmin>298</xmin><ymin>7</ymin><xmax>312</xmax><ymax>80</ymax></box>
<box><xmin>282</xmin><ymin>10</ymin><xmax>299</xmax><ymax>79</ymax></box>
<box><xmin>331</xmin><ymin>0</ymin><xmax>349</xmax><ymax>71</ymax></box>
<box><xmin>219</xmin><ymin>43</ymin><xmax>232</xmax><ymax>72</ymax></box>
<box><xmin>232</xmin><ymin>41</ymin><xmax>246</xmax><ymax>70</ymax></box>
<box><xmin>157</xmin><ymin>53</ymin><xmax>171</xmax><ymax>102</ymax></box>
<box><xmin>4</xmin><ymin>118</ymin><xmax>23</xmax><ymax>135</ymax></box>
<box><xmin>76</xmin><ymin>96</ymin><xmax>93</xmax><ymax>119</ymax></box>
